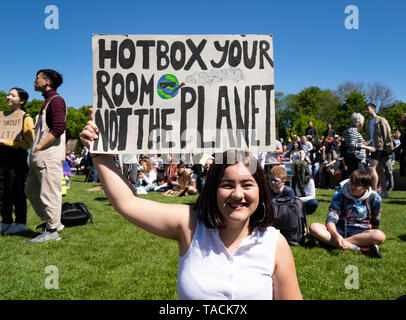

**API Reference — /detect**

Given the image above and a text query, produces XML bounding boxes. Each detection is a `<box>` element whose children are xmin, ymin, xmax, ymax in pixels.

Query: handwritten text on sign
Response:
<box><xmin>0</xmin><ymin>109</ymin><xmax>25</xmax><ymax>141</ymax></box>
<box><xmin>91</xmin><ymin>34</ymin><xmax>275</xmax><ymax>154</ymax></box>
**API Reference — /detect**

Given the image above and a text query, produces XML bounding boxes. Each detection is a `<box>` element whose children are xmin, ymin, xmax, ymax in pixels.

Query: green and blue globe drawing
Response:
<box><xmin>157</xmin><ymin>74</ymin><xmax>184</xmax><ymax>99</ymax></box>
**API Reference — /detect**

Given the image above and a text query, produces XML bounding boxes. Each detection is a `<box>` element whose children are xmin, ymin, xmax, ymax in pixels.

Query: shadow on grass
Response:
<box><xmin>316</xmin><ymin>199</ymin><xmax>332</xmax><ymax>203</ymax></box>
<box><xmin>385</xmin><ymin>200</ymin><xmax>406</xmax><ymax>205</ymax></box>
<box><xmin>94</xmin><ymin>197</ymin><xmax>109</xmax><ymax>202</ymax></box>
<box><xmin>304</xmin><ymin>237</ymin><xmax>338</xmax><ymax>256</ymax></box>
<box><xmin>398</xmin><ymin>235</ymin><xmax>406</xmax><ymax>242</ymax></box>
<box><xmin>2</xmin><ymin>229</ymin><xmax>41</xmax><ymax>240</ymax></box>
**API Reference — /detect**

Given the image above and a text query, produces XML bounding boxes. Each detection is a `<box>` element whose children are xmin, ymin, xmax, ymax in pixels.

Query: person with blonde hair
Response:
<box><xmin>165</xmin><ymin>167</ymin><xmax>198</xmax><ymax>197</ymax></box>
<box><xmin>138</xmin><ymin>158</ymin><xmax>157</xmax><ymax>192</ymax></box>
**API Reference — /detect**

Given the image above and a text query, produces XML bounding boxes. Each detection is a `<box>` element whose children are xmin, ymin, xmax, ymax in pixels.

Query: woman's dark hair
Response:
<box><xmin>195</xmin><ymin>150</ymin><xmax>274</xmax><ymax>232</ymax></box>
<box><xmin>37</xmin><ymin>69</ymin><xmax>63</xmax><ymax>89</ymax></box>
<box><xmin>290</xmin><ymin>138</ymin><xmax>303</xmax><ymax>151</ymax></box>
<box><xmin>9</xmin><ymin>87</ymin><xmax>29</xmax><ymax>111</ymax></box>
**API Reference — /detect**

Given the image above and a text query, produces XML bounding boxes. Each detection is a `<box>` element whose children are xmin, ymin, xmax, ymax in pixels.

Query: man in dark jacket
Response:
<box><xmin>305</xmin><ymin>121</ymin><xmax>317</xmax><ymax>140</ymax></box>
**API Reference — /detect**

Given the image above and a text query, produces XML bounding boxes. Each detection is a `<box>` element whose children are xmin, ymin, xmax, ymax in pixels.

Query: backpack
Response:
<box><xmin>61</xmin><ymin>202</ymin><xmax>93</xmax><ymax>227</ymax></box>
<box><xmin>272</xmin><ymin>196</ymin><xmax>308</xmax><ymax>246</ymax></box>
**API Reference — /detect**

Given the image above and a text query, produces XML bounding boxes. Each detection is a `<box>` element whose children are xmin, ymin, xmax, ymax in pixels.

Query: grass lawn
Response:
<box><xmin>0</xmin><ymin>174</ymin><xmax>405</xmax><ymax>300</ymax></box>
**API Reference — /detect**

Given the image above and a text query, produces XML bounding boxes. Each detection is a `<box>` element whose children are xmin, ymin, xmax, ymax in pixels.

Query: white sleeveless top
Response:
<box><xmin>177</xmin><ymin>221</ymin><xmax>280</xmax><ymax>300</ymax></box>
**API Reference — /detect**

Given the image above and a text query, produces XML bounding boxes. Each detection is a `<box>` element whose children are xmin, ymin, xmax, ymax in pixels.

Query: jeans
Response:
<box><xmin>304</xmin><ymin>199</ymin><xmax>319</xmax><ymax>215</ymax></box>
<box><xmin>336</xmin><ymin>225</ymin><xmax>367</xmax><ymax>238</ymax></box>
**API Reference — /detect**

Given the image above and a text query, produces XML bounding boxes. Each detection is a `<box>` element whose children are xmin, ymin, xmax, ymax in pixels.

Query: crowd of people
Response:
<box><xmin>68</xmin><ymin>151</ymin><xmax>215</xmax><ymax>197</ymax></box>
<box><xmin>1</xmin><ymin>74</ymin><xmax>406</xmax><ymax>298</ymax></box>
<box><xmin>266</xmin><ymin>110</ymin><xmax>405</xmax><ymax>198</ymax></box>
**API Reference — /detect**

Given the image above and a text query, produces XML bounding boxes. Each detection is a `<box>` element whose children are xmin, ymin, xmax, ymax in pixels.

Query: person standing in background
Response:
<box><xmin>305</xmin><ymin>121</ymin><xmax>318</xmax><ymax>140</ymax></box>
<box><xmin>397</xmin><ymin>113</ymin><xmax>406</xmax><ymax>177</ymax></box>
<box><xmin>0</xmin><ymin>88</ymin><xmax>34</xmax><ymax>235</ymax></box>
<box><xmin>323</xmin><ymin>122</ymin><xmax>336</xmax><ymax>139</ymax></box>
<box><xmin>342</xmin><ymin>113</ymin><xmax>376</xmax><ymax>178</ymax></box>
<box><xmin>25</xmin><ymin>69</ymin><xmax>67</xmax><ymax>243</ymax></box>
<box><xmin>365</xmin><ymin>103</ymin><xmax>393</xmax><ymax>198</ymax></box>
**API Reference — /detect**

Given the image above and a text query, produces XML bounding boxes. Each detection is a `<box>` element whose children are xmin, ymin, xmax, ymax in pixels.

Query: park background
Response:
<box><xmin>1</xmin><ymin>0</ymin><xmax>406</xmax><ymax>143</ymax></box>
<box><xmin>0</xmin><ymin>0</ymin><xmax>405</xmax><ymax>300</ymax></box>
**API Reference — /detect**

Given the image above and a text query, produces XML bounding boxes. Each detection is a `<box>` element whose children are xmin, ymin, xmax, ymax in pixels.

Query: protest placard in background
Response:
<box><xmin>0</xmin><ymin>109</ymin><xmax>25</xmax><ymax>141</ymax></box>
<box><xmin>91</xmin><ymin>34</ymin><xmax>275</xmax><ymax>154</ymax></box>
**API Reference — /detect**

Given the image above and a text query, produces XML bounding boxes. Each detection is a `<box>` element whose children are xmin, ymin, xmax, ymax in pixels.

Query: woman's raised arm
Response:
<box><xmin>79</xmin><ymin>111</ymin><xmax>196</xmax><ymax>251</ymax></box>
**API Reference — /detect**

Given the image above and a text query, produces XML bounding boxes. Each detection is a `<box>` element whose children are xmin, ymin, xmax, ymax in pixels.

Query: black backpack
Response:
<box><xmin>272</xmin><ymin>196</ymin><xmax>308</xmax><ymax>246</ymax></box>
<box><xmin>61</xmin><ymin>202</ymin><xmax>94</xmax><ymax>227</ymax></box>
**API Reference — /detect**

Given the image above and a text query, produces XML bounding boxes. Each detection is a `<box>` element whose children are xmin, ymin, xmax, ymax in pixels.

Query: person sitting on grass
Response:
<box><xmin>80</xmin><ymin>110</ymin><xmax>303</xmax><ymax>300</ymax></box>
<box><xmin>268</xmin><ymin>165</ymin><xmax>295</xmax><ymax>199</ymax></box>
<box><xmin>292</xmin><ymin>160</ymin><xmax>318</xmax><ymax>215</ymax></box>
<box><xmin>137</xmin><ymin>158</ymin><xmax>158</xmax><ymax>192</ymax></box>
<box><xmin>164</xmin><ymin>167</ymin><xmax>198</xmax><ymax>197</ymax></box>
<box><xmin>309</xmin><ymin>169</ymin><xmax>385</xmax><ymax>258</ymax></box>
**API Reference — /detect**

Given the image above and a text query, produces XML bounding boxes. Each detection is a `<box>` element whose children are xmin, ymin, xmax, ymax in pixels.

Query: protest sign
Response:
<box><xmin>0</xmin><ymin>109</ymin><xmax>25</xmax><ymax>141</ymax></box>
<box><xmin>91</xmin><ymin>34</ymin><xmax>275</xmax><ymax>154</ymax></box>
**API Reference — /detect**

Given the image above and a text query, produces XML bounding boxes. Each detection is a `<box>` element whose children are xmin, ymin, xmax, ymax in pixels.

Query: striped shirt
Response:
<box><xmin>343</xmin><ymin>127</ymin><xmax>366</xmax><ymax>161</ymax></box>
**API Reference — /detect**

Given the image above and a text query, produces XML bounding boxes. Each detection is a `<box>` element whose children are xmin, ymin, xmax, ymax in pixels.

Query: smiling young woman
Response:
<box><xmin>0</xmin><ymin>88</ymin><xmax>34</xmax><ymax>235</ymax></box>
<box><xmin>80</xmin><ymin>113</ymin><xmax>303</xmax><ymax>300</ymax></box>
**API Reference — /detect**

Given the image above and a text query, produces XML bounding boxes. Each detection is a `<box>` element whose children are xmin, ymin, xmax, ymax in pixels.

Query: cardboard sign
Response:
<box><xmin>0</xmin><ymin>109</ymin><xmax>25</xmax><ymax>141</ymax></box>
<box><xmin>91</xmin><ymin>34</ymin><xmax>275</xmax><ymax>154</ymax></box>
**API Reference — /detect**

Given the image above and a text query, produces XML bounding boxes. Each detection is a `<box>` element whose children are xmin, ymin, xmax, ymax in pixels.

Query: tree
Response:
<box><xmin>274</xmin><ymin>92</ymin><xmax>296</xmax><ymax>141</ymax></box>
<box><xmin>336</xmin><ymin>81</ymin><xmax>365</xmax><ymax>102</ymax></box>
<box><xmin>336</xmin><ymin>81</ymin><xmax>394</xmax><ymax>111</ymax></box>
<box><xmin>379</xmin><ymin>101</ymin><xmax>406</xmax><ymax>129</ymax></box>
<box><xmin>25</xmin><ymin>99</ymin><xmax>43</xmax><ymax>119</ymax></box>
<box><xmin>290</xmin><ymin>86</ymin><xmax>340</xmax><ymax>138</ymax></box>
<box><xmin>66</xmin><ymin>105</ymin><xmax>92</xmax><ymax>140</ymax></box>
<box><xmin>366</xmin><ymin>81</ymin><xmax>394</xmax><ymax>110</ymax></box>
<box><xmin>333</xmin><ymin>90</ymin><xmax>367</xmax><ymax>136</ymax></box>
<box><xmin>0</xmin><ymin>90</ymin><xmax>8</xmax><ymax>111</ymax></box>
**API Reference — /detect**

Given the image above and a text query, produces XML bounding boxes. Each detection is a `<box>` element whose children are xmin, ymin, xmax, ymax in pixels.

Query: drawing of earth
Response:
<box><xmin>157</xmin><ymin>74</ymin><xmax>184</xmax><ymax>99</ymax></box>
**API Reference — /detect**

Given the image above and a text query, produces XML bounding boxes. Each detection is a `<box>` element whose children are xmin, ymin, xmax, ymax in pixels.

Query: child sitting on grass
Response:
<box><xmin>309</xmin><ymin>169</ymin><xmax>386</xmax><ymax>258</ymax></box>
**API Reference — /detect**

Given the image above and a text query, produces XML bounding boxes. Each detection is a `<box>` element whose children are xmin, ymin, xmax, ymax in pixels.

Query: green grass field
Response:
<box><xmin>0</xmin><ymin>175</ymin><xmax>405</xmax><ymax>300</ymax></box>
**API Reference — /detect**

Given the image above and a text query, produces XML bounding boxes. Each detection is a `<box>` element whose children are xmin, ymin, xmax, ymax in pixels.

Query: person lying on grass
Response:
<box><xmin>80</xmin><ymin>111</ymin><xmax>302</xmax><ymax>300</ymax></box>
<box><xmin>309</xmin><ymin>169</ymin><xmax>386</xmax><ymax>258</ymax></box>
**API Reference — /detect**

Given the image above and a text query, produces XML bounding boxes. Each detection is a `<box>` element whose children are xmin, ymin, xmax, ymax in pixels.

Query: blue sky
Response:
<box><xmin>0</xmin><ymin>0</ymin><xmax>405</xmax><ymax>108</ymax></box>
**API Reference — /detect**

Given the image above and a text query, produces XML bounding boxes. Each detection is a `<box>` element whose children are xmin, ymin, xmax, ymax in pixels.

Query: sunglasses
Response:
<box><xmin>270</xmin><ymin>176</ymin><xmax>283</xmax><ymax>184</ymax></box>
<box><xmin>160</xmin><ymin>82</ymin><xmax>176</xmax><ymax>89</ymax></box>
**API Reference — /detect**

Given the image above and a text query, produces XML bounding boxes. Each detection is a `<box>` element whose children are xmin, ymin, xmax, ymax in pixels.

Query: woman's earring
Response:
<box><xmin>257</xmin><ymin>201</ymin><xmax>266</xmax><ymax>223</ymax></box>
